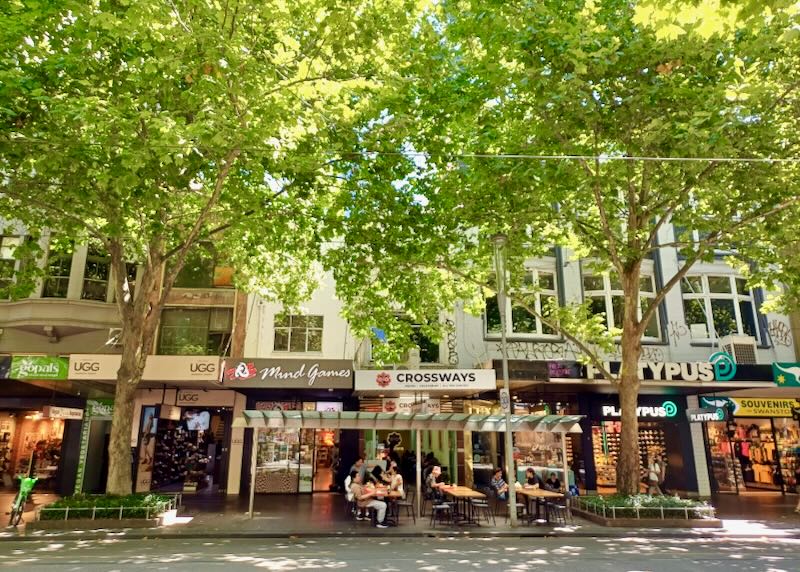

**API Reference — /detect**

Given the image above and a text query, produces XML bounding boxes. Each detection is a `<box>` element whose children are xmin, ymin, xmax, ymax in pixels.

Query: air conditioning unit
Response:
<box><xmin>720</xmin><ymin>335</ymin><xmax>758</xmax><ymax>364</ymax></box>
<box><xmin>106</xmin><ymin>328</ymin><xmax>123</xmax><ymax>347</ymax></box>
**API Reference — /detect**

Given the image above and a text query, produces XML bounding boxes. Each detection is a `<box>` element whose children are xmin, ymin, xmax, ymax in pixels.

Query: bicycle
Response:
<box><xmin>8</xmin><ymin>475</ymin><xmax>38</xmax><ymax>527</ymax></box>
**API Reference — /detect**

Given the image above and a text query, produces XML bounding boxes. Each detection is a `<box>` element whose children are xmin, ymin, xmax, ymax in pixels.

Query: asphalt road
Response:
<box><xmin>0</xmin><ymin>536</ymin><xmax>797</xmax><ymax>571</ymax></box>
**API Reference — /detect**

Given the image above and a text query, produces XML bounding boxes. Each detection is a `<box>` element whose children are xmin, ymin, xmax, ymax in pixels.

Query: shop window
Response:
<box><xmin>486</xmin><ymin>263</ymin><xmax>559</xmax><ymax>338</ymax></box>
<box><xmin>0</xmin><ymin>236</ymin><xmax>22</xmax><ymax>290</ymax></box>
<box><xmin>274</xmin><ymin>314</ymin><xmax>324</xmax><ymax>353</ymax></box>
<box><xmin>157</xmin><ymin>307</ymin><xmax>233</xmax><ymax>356</ymax></box>
<box><xmin>81</xmin><ymin>240</ymin><xmax>110</xmax><ymax>301</ymax></box>
<box><xmin>41</xmin><ymin>239</ymin><xmax>74</xmax><ymax>298</ymax></box>
<box><xmin>582</xmin><ymin>270</ymin><xmax>660</xmax><ymax>340</ymax></box>
<box><xmin>681</xmin><ymin>274</ymin><xmax>758</xmax><ymax>341</ymax></box>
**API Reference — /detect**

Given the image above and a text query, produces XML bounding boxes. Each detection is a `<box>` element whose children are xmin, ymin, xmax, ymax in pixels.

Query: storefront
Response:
<box><xmin>580</xmin><ymin>394</ymin><xmax>696</xmax><ymax>495</ymax></box>
<box><xmin>698</xmin><ymin>395</ymin><xmax>800</xmax><ymax>494</ymax></box>
<box><xmin>354</xmin><ymin>368</ymin><xmax>497</xmax><ymax>487</ymax></box>
<box><xmin>0</xmin><ymin>355</ymin><xmax>83</xmax><ymax>495</ymax></box>
<box><xmin>69</xmin><ymin>354</ymin><xmax>240</xmax><ymax>495</ymax></box>
<box><xmin>220</xmin><ymin>358</ymin><xmax>354</xmax><ymax>494</ymax></box>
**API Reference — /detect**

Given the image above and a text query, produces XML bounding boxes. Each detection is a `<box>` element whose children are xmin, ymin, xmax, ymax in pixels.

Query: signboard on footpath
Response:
<box><xmin>355</xmin><ymin>369</ymin><xmax>496</xmax><ymax>392</ymax></box>
<box><xmin>9</xmin><ymin>356</ymin><xmax>69</xmax><ymax>380</ymax></box>
<box><xmin>74</xmin><ymin>399</ymin><xmax>114</xmax><ymax>494</ymax></box>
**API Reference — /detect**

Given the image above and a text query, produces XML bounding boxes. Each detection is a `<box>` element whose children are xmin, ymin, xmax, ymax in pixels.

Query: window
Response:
<box><xmin>410</xmin><ymin>324</ymin><xmax>440</xmax><ymax>363</ymax></box>
<box><xmin>274</xmin><ymin>314</ymin><xmax>323</xmax><ymax>352</ymax></box>
<box><xmin>583</xmin><ymin>272</ymin><xmax>660</xmax><ymax>339</ymax></box>
<box><xmin>0</xmin><ymin>236</ymin><xmax>21</xmax><ymax>289</ymax></box>
<box><xmin>486</xmin><ymin>266</ymin><xmax>558</xmax><ymax>337</ymax></box>
<box><xmin>171</xmin><ymin>242</ymin><xmax>232</xmax><ymax>289</ymax></box>
<box><xmin>157</xmin><ymin>308</ymin><xmax>233</xmax><ymax>355</ymax></box>
<box><xmin>682</xmin><ymin>275</ymin><xmax>758</xmax><ymax>341</ymax></box>
<box><xmin>42</xmin><ymin>240</ymin><xmax>73</xmax><ymax>298</ymax></box>
<box><xmin>82</xmin><ymin>241</ymin><xmax>110</xmax><ymax>301</ymax></box>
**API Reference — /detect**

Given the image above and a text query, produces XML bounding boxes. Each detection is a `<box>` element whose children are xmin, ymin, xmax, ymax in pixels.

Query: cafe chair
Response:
<box><xmin>397</xmin><ymin>489</ymin><xmax>416</xmax><ymax>523</ymax></box>
<box><xmin>429</xmin><ymin>502</ymin><xmax>453</xmax><ymax>528</ymax></box>
<box><xmin>470</xmin><ymin>495</ymin><xmax>495</xmax><ymax>526</ymax></box>
<box><xmin>547</xmin><ymin>493</ymin><xmax>573</xmax><ymax>525</ymax></box>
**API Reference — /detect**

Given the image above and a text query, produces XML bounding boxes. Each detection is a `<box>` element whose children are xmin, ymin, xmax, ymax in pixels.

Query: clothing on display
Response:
<box><xmin>593</xmin><ymin>421</ymin><xmax>667</xmax><ymax>490</ymax></box>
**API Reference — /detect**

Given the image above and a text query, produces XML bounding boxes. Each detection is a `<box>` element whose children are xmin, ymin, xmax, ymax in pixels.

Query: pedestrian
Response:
<box><xmin>647</xmin><ymin>452</ymin><xmax>664</xmax><ymax>496</ymax></box>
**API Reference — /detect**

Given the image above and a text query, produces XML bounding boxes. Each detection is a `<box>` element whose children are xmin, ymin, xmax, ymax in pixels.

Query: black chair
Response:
<box><xmin>546</xmin><ymin>493</ymin><xmax>572</xmax><ymax>525</ymax></box>
<box><xmin>396</xmin><ymin>488</ymin><xmax>416</xmax><ymax>523</ymax></box>
<box><xmin>429</xmin><ymin>502</ymin><xmax>453</xmax><ymax>527</ymax></box>
<box><xmin>470</xmin><ymin>494</ymin><xmax>495</xmax><ymax>525</ymax></box>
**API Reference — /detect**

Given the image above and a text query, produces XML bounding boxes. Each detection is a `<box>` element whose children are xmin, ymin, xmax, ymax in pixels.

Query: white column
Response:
<box><xmin>248</xmin><ymin>428</ymin><xmax>258</xmax><ymax>519</ymax></box>
<box><xmin>416</xmin><ymin>429</ymin><xmax>422</xmax><ymax>518</ymax></box>
<box><xmin>226</xmin><ymin>392</ymin><xmax>247</xmax><ymax>495</ymax></box>
<box><xmin>687</xmin><ymin>395</ymin><xmax>712</xmax><ymax>498</ymax></box>
<box><xmin>67</xmin><ymin>244</ymin><xmax>88</xmax><ymax>299</ymax></box>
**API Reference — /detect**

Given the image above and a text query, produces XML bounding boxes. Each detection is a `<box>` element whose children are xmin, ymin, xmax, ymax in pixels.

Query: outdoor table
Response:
<box><xmin>515</xmin><ymin>487</ymin><xmax>564</xmax><ymax>524</ymax></box>
<box><xmin>442</xmin><ymin>486</ymin><xmax>486</xmax><ymax>525</ymax></box>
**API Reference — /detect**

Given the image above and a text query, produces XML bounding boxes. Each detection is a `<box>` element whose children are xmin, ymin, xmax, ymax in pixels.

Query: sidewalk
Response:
<box><xmin>3</xmin><ymin>491</ymin><xmax>800</xmax><ymax>541</ymax></box>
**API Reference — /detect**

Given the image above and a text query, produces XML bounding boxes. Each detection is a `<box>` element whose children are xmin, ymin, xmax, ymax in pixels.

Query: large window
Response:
<box><xmin>682</xmin><ymin>275</ymin><xmax>758</xmax><ymax>341</ymax></box>
<box><xmin>171</xmin><ymin>242</ymin><xmax>233</xmax><ymax>288</ymax></box>
<box><xmin>486</xmin><ymin>266</ymin><xmax>558</xmax><ymax>337</ymax></box>
<box><xmin>583</xmin><ymin>272</ymin><xmax>660</xmax><ymax>339</ymax></box>
<box><xmin>42</xmin><ymin>240</ymin><xmax>73</xmax><ymax>298</ymax></box>
<box><xmin>409</xmin><ymin>324</ymin><xmax>440</xmax><ymax>363</ymax></box>
<box><xmin>274</xmin><ymin>314</ymin><xmax>323</xmax><ymax>353</ymax></box>
<box><xmin>158</xmin><ymin>307</ymin><xmax>233</xmax><ymax>355</ymax></box>
<box><xmin>0</xmin><ymin>236</ymin><xmax>21</xmax><ymax>290</ymax></box>
<box><xmin>82</xmin><ymin>241</ymin><xmax>110</xmax><ymax>301</ymax></box>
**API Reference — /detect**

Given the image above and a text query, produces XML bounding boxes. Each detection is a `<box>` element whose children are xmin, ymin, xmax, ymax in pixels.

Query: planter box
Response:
<box><xmin>26</xmin><ymin>518</ymin><xmax>162</xmax><ymax>531</ymax></box>
<box><xmin>572</xmin><ymin>507</ymin><xmax>723</xmax><ymax>528</ymax></box>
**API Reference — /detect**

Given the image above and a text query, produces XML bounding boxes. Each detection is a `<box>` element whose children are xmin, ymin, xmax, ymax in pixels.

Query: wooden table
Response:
<box><xmin>515</xmin><ymin>487</ymin><xmax>564</xmax><ymax>523</ymax></box>
<box><xmin>442</xmin><ymin>486</ymin><xmax>486</xmax><ymax>525</ymax></box>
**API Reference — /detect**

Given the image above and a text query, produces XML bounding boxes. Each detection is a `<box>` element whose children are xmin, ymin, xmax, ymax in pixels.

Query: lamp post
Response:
<box><xmin>492</xmin><ymin>233</ymin><xmax>518</xmax><ymax>527</ymax></box>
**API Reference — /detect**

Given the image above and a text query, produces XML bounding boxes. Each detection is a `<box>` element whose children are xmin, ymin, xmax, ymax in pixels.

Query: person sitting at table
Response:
<box><xmin>544</xmin><ymin>472</ymin><xmax>562</xmax><ymax>492</ymax></box>
<box><xmin>386</xmin><ymin>462</ymin><xmax>405</xmax><ymax>497</ymax></box>
<box><xmin>491</xmin><ymin>467</ymin><xmax>510</xmax><ymax>500</ymax></box>
<box><xmin>372</xmin><ymin>464</ymin><xmax>391</xmax><ymax>485</ymax></box>
<box><xmin>425</xmin><ymin>465</ymin><xmax>448</xmax><ymax>501</ymax></box>
<box><xmin>524</xmin><ymin>467</ymin><xmax>545</xmax><ymax>489</ymax></box>
<box><xmin>350</xmin><ymin>472</ymin><xmax>389</xmax><ymax>528</ymax></box>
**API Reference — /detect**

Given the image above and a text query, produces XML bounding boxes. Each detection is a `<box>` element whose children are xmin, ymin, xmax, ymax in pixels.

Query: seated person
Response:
<box><xmin>425</xmin><ymin>465</ymin><xmax>448</xmax><ymax>501</ymax></box>
<box><xmin>491</xmin><ymin>467</ymin><xmax>510</xmax><ymax>500</ymax></box>
<box><xmin>387</xmin><ymin>462</ymin><xmax>405</xmax><ymax>497</ymax></box>
<box><xmin>372</xmin><ymin>464</ymin><xmax>391</xmax><ymax>485</ymax></box>
<box><xmin>544</xmin><ymin>472</ymin><xmax>562</xmax><ymax>492</ymax></box>
<box><xmin>345</xmin><ymin>470</ymin><xmax>356</xmax><ymax>503</ymax></box>
<box><xmin>524</xmin><ymin>467</ymin><xmax>545</xmax><ymax>489</ymax></box>
<box><xmin>350</xmin><ymin>472</ymin><xmax>389</xmax><ymax>528</ymax></box>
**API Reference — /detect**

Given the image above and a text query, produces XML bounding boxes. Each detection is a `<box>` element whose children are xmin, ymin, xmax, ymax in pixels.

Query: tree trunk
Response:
<box><xmin>616</xmin><ymin>265</ymin><xmax>644</xmax><ymax>495</ymax></box>
<box><xmin>105</xmin><ymin>255</ymin><xmax>164</xmax><ymax>495</ymax></box>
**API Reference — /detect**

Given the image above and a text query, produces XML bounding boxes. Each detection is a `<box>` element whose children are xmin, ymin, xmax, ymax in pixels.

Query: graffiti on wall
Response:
<box><xmin>492</xmin><ymin>340</ymin><xmax>666</xmax><ymax>364</ymax></box>
<box><xmin>668</xmin><ymin>321</ymin><xmax>688</xmax><ymax>347</ymax></box>
<box><xmin>768</xmin><ymin>320</ymin><xmax>793</xmax><ymax>347</ymax></box>
<box><xmin>445</xmin><ymin>318</ymin><xmax>459</xmax><ymax>366</ymax></box>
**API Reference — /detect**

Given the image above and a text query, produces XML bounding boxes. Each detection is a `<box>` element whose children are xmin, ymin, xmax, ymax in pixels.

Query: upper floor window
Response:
<box><xmin>82</xmin><ymin>240</ymin><xmax>110</xmax><ymax>301</ymax></box>
<box><xmin>0</xmin><ymin>236</ymin><xmax>21</xmax><ymax>290</ymax></box>
<box><xmin>583</xmin><ymin>271</ymin><xmax>660</xmax><ymax>340</ymax></box>
<box><xmin>274</xmin><ymin>314</ymin><xmax>323</xmax><ymax>352</ymax></box>
<box><xmin>486</xmin><ymin>264</ymin><xmax>558</xmax><ymax>338</ymax></box>
<box><xmin>681</xmin><ymin>275</ymin><xmax>758</xmax><ymax>341</ymax></box>
<box><xmin>42</xmin><ymin>240</ymin><xmax>73</xmax><ymax>298</ymax></box>
<box><xmin>172</xmin><ymin>242</ymin><xmax>233</xmax><ymax>288</ymax></box>
<box><xmin>157</xmin><ymin>307</ymin><xmax>233</xmax><ymax>355</ymax></box>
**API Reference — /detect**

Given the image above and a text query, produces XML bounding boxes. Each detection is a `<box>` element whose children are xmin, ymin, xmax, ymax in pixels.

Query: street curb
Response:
<box><xmin>3</xmin><ymin>529</ymin><xmax>800</xmax><ymax>542</ymax></box>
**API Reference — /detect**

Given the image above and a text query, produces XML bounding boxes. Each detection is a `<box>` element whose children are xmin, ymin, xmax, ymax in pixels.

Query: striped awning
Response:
<box><xmin>232</xmin><ymin>410</ymin><xmax>583</xmax><ymax>433</ymax></box>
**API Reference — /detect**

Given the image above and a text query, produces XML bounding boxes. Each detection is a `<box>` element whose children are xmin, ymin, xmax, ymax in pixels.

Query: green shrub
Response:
<box><xmin>39</xmin><ymin>494</ymin><xmax>172</xmax><ymax>521</ymax></box>
<box><xmin>578</xmin><ymin>494</ymin><xmax>714</xmax><ymax>519</ymax></box>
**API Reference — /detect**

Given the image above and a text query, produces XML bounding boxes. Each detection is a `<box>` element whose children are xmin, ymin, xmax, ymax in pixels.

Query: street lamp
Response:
<box><xmin>491</xmin><ymin>233</ymin><xmax>518</xmax><ymax>527</ymax></box>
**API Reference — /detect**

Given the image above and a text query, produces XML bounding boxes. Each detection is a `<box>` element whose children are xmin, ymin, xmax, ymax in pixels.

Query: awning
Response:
<box><xmin>232</xmin><ymin>410</ymin><xmax>583</xmax><ymax>434</ymax></box>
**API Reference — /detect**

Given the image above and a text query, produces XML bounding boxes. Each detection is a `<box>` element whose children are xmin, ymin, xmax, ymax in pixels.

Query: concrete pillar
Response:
<box><xmin>67</xmin><ymin>244</ymin><xmax>88</xmax><ymax>299</ymax></box>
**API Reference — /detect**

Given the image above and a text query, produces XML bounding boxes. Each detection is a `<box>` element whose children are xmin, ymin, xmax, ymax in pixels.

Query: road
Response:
<box><xmin>0</xmin><ymin>536</ymin><xmax>798</xmax><ymax>571</ymax></box>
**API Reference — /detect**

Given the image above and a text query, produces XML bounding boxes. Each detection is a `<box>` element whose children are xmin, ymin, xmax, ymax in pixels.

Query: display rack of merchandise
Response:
<box><xmin>151</xmin><ymin>424</ymin><xmax>190</xmax><ymax>490</ymax></box>
<box><xmin>776</xmin><ymin>421</ymin><xmax>800</xmax><ymax>493</ymax></box>
<box><xmin>592</xmin><ymin>422</ymin><xmax>666</xmax><ymax>487</ymax></box>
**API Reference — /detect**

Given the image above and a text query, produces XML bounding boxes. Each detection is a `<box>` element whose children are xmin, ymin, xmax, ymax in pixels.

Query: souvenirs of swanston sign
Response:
<box><xmin>221</xmin><ymin>359</ymin><xmax>353</xmax><ymax>389</ymax></box>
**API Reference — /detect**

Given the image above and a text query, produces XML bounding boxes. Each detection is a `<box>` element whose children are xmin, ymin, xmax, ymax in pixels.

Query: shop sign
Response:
<box><xmin>69</xmin><ymin>354</ymin><xmax>220</xmax><ymax>381</ymax></box>
<box><xmin>686</xmin><ymin>407</ymin><xmax>728</xmax><ymax>423</ymax></box>
<box><xmin>42</xmin><ymin>405</ymin><xmax>83</xmax><ymax>420</ymax></box>
<box><xmin>700</xmin><ymin>396</ymin><xmax>800</xmax><ymax>418</ymax></box>
<box><xmin>221</xmin><ymin>359</ymin><xmax>353</xmax><ymax>389</ymax></box>
<box><xmin>586</xmin><ymin>355</ymin><xmax>737</xmax><ymax>383</ymax></box>
<box><xmin>381</xmin><ymin>397</ymin><xmax>440</xmax><ymax>414</ymax></box>
<box><xmin>0</xmin><ymin>355</ymin><xmax>11</xmax><ymax>379</ymax></box>
<box><xmin>773</xmin><ymin>363</ymin><xmax>800</xmax><ymax>387</ymax></box>
<box><xmin>9</xmin><ymin>355</ymin><xmax>69</xmax><ymax>380</ymax></box>
<box><xmin>176</xmin><ymin>389</ymin><xmax>235</xmax><ymax>407</ymax></box>
<box><xmin>85</xmin><ymin>399</ymin><xmax>114</xmax><ymax>419</ymax></box>
<box><xmin>601</xmin><ymin>400</ymin><xmax>679</xmax><ymax>419</ymax></box>
<box><xmin>355</xmin><ymin>369</ymin><xmax>496</xmax><ymax>392</ymax></box>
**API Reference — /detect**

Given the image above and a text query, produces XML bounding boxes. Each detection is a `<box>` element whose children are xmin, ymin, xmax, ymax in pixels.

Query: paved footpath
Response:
<box><xmin>0</xmin><ymin>536</ymin><xmax>798</xmax><ymax>571</ymax></box>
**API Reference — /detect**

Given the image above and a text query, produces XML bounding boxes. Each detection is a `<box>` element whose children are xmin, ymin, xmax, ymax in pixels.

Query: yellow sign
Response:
<box><xmin>702</xmin><ymin>396</ymin><xmax>800</xmax><ymax>418</ymax></box>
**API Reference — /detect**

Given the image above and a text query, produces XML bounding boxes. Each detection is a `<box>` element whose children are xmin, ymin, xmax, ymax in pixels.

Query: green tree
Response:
<box><xmin>0</xmin><ymin>0</ymin><xmax>412</xmax><ymax>494</ymax></box>
<box><xmin>327</xmin><ymin>0</ymin><xmax>800</xmax><ymax>495</ymax></box>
